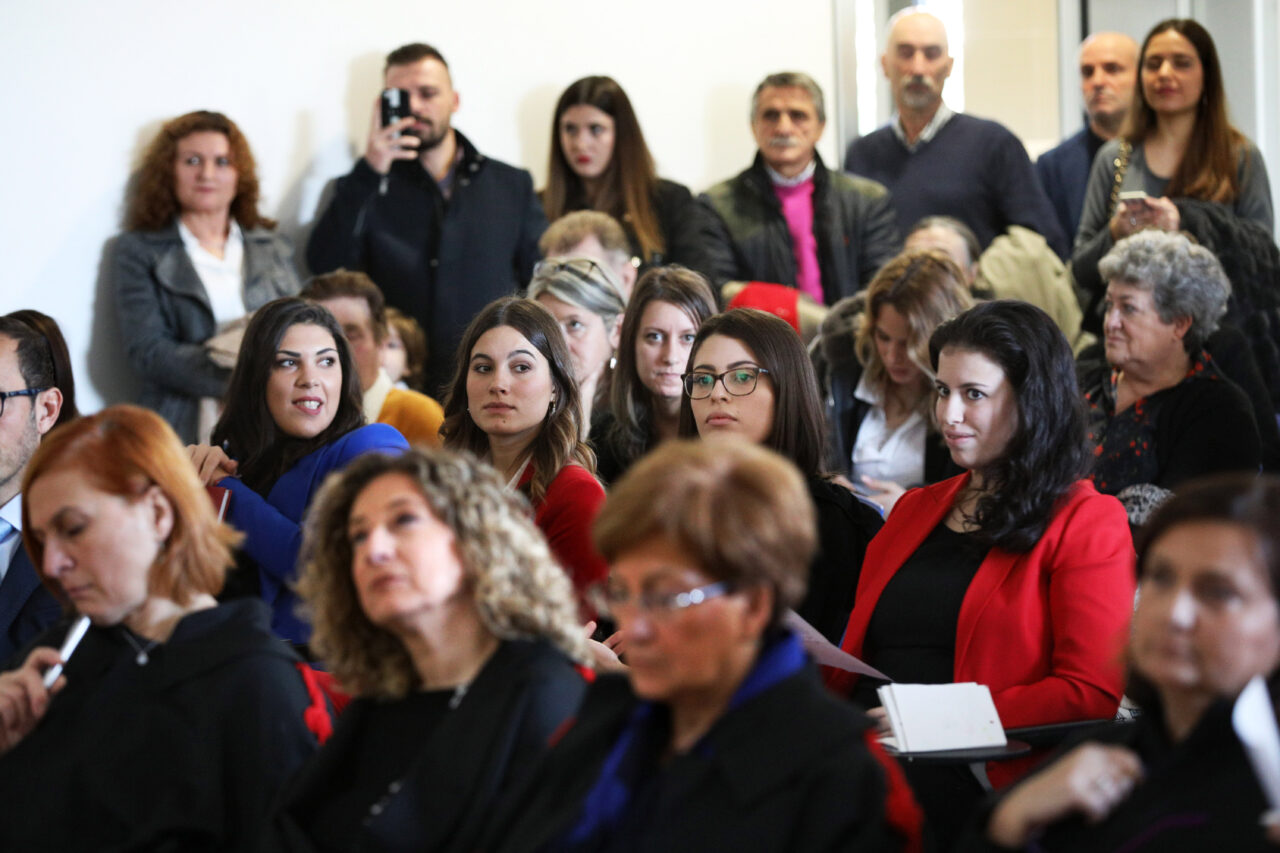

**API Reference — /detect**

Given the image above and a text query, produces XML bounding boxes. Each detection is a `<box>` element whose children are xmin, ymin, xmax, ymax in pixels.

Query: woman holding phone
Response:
<box><xmin>1072</xmin><ymin>19</ymin><xmax>1273</xmax><ymax>330</ymax></box>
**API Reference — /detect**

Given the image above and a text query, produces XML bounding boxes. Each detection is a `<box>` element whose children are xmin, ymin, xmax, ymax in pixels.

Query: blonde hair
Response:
<box><xmin>297</xmin><ymin>448</ymin><xmax>592</xmax><ymax>699</ymax></box>
<box><xmin>855</xmin><ymin>249</ymin><xmax>973</xmax><ymax>410</ymax></box>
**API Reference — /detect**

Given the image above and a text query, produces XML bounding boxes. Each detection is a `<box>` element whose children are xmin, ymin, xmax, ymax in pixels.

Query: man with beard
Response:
<box><xmin>0</xmin><ymin>316</ymin><xmax>65</xmax><ymax>663</ymax></box>
<box><xmin>844</xmin><ymin>10</ymin><xmax>1068</xmax><ymax>259</ymax></box>
<box><xmin>1035</xmin><ymin>32</ymin><xmax>1139</xmax><ymax>243</ymax></box>
<box><xmin>700</xmin><ymin>72</ymin><xmax>900</xmax><ymax>305</ymax></box>
<box><xmin>308</xmin><ymin>43</ymin><xmax>546</xmax><ymax>394</ymax></box>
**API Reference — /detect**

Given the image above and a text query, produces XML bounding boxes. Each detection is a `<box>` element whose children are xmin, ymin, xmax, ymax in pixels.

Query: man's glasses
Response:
<box><xmin>587</xmin><ymin>579</ymin><xmax>734</xmax><ymax>622</ymax></box>
<box><xmin>681</xmin><ymin>367</ymin><xmax>770</xmax><ymax>399</ymax></box>
<box><xmin>0</xmin><ymin>388</ymin><xmax>48</xmax><ymax>419</ymax></box>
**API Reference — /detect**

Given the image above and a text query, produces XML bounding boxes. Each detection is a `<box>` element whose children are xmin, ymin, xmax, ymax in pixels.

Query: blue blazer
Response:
<box><xmin>219</xmin><ymin>423</ymin><xmax>409</xmax><ymax>644</ymax></box>
<box><xmin>0</xmin><ymin>543</ymin><xmax>63</xmax><ymax>664</ymax></box>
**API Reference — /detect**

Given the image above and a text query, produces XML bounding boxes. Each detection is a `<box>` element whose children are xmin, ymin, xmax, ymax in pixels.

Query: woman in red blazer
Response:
<box><xmin>829</xmin><ymin>300</ymin><xmax>1135</xmax><ymax>844</ymax></box>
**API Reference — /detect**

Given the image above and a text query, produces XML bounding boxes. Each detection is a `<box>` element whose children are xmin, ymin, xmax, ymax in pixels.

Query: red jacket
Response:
<box><xmin>830</xmin><ymin>474</ymin><xmax>1134</xmax><ymax>787</ymax></box>
<box><xmin>520</xmin><ymin>462</ymin><xmax>608</xmax><ymax>598</ymax></box>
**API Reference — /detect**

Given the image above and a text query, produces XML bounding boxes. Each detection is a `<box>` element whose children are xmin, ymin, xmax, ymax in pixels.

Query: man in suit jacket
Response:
<box><xmin>0</xmin><ymin>317</ymin><xmax>66</xmax><ymax>663</ymax></box>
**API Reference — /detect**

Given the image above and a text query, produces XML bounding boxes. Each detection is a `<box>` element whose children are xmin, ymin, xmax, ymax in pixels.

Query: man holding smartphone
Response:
<box><xmin>308</xmin><ymin>43</ymin><xmax>547</xmax><ymax>395</ymax></box>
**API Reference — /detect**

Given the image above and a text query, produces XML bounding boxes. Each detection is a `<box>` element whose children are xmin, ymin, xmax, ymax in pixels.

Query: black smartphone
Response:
<box><xmin>380</xmin><ymin>88</ymin><xmax>411</xmax><ymax>131</ymax></box>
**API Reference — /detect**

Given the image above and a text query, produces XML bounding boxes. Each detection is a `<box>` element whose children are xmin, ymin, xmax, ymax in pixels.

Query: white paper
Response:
<box><xmin>1233</xmin><ymin>674</ymin><xmax>1280</xmax><ymax>810</ymax></box>
<box><xmin>877</xmin><ymin>682</ymin><xmax>1006</xmax><ymax>753</ymax></box>
<box><xmin>784</xmin><ymin>610</ymin><xmax>893</xmax><ymax>681</ymax></box>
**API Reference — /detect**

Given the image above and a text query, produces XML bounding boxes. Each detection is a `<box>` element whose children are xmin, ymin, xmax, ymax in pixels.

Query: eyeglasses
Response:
<box><xmin>587</xmin><ymin>579</ymin><xmax>735</xmax><ymax>621</ymax></box>
<box><xmin>0</xmin><ymin>388</ymin><xmax>48</xmax><ymax>419</ymax></box>
<box><xmin>681</xmin><ymin>367</ymin><xmax>770</xmax><ymax>399</ymax></box>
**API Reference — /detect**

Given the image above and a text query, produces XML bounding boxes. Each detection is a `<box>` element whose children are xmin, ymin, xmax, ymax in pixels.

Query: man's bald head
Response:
<box><xmin>882</xmin><ymin>10</ymin><xmax>953</xmax><ymax>116</ymax></box>
<box><xmin>1079</xmin><ymin>32</ymin><xmax>1139</xmax><ymax>138</ymax></box>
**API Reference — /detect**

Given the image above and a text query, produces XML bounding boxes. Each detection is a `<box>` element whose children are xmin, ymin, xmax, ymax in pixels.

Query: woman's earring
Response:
<box><xmin>609</xmin><ymin>354</ymin><xmax>617</xmax><ymax>370</ymax></box>
<box><xmin>548</xmin><ymin>397</ymin><xmax>557</xmax><ymax>416</ymax></box>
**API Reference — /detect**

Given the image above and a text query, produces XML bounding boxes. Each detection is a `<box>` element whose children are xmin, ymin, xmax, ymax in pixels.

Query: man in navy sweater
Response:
<box><xmin>1034</xmin><ymin>32</ymin><xmax>1138</xmax><ymax>245</ymax></box>
<box><xmin>844</xmin><ymin>9</ymin><xmax>1068</xmax><ymax>259</ymax></box>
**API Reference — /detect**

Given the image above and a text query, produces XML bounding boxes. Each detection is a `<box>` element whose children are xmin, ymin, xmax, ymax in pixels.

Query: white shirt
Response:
<box><xmin>850</xmin><ymin>373</ymin><xmax>927</xmax><ymax>487</ymax></box>
<box><xmin>0</xmin><ymin>494</ymin><xmax>23</xmax><ymax>585</ymax></box>
<box><xmin>178</xmin><ymin>219</ymin><xmax>246</xmax><ymax>326</ymax></box>
<box><xmin>363</xmin><ymin>368</ymin><xmax>394</xmax><ymax>424</ymax></box>
<box><xmin>890</xmin><ymin>103</ymin><xmax>955</xmax><ymax>152</ymax></box>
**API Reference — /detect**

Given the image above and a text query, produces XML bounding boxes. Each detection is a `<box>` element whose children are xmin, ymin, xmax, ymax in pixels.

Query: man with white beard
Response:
<box><xmin>701</xmin><ymin>72</ymin><xmax>900</xmax><ymax>305</ymax></box>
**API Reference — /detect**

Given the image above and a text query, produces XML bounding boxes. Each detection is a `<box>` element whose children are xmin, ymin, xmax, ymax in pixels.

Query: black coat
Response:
<box><xmin>962</xmin><ymin>697</ymin><xmax>1272</xmax><ymax>852</ymax></box>
<box><xmin>0</xmin><ymin>600</ymin><xmax>318</xmax><ymax>852</ymax></box>
<box><xmin>307</xmin><ymin>132</ymin><xmax>546</xmax><ymax>395</ymax></box>
<box><xmin>700</xmin><ymin>152</ymin><xmax>901</xmax><ymax>301</ymax></box>
<box><xmin>798</xmin><ymin>476</ymin><xmax>884</xmax><ymax>644</ymax></box>
<box><xmin>481</xmin><ymin>666</ymin><xmax>913</xmax><ymax>853</ymax></box>
<box><xmin>267</xmin><ymin>640</ymin><xmax>588</xmax><ymax>853</ymax></box>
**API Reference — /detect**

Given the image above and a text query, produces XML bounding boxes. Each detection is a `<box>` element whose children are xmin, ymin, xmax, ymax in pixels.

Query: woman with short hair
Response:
<box><xmin>267</xmin><ymin>448</ymin><xmax>592</xmax><ymax>853</ymax></box>
<box><xmin>483</xmin><ymin>439</ymin><xmax>922</xmax><ymax>852</ymax></box>
<box><xmin>974</xmin><ymin>474</ymin><xmax>1280</xmax><ymax>851</ymax></box>
<box><xmin>527</xmin><ymin>256</ymin><xmax>627</xmax><ymax>436</ymax></box>
<box><xmin>1083</xmin><ymin>229</ymin><xmax>1260</xmax><ymax>506</ymax></box>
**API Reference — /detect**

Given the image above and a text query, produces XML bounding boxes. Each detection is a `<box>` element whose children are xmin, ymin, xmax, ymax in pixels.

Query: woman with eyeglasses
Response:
<box><xmin>594</xmin><ymin>266</ymin><xmax>718</xmax><ymax>484</ymax></box>
<box><xmin>527</xmin><ymin>256</ymin><xmax>627</xmax><ymax>438</ymax></box>
<box><xmin>542</xmin><ymin>76</ymin><xmax>719</xmax><ymax>277</ymax></box>
<box><xmin>677</xmin><ymin>308</ymin><xmax>884</xmax><ymax>644</ymax></box>
<box><xmin>827</xmin><ymin>300</ymin><xmax>1135</xmax><ymax>843</ymax></box>
<box><xmin>440</xmin><ymin>297</ymin><xmax>606</xmax><ymax>603</ymax></box>
<box><xmin>481</xmin><ymin>439</ymin><xmax>921</xmax><ymax>852</ymax></box>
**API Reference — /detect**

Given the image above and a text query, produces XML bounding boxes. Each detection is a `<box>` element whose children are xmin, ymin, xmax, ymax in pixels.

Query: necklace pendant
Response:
<box><xmin>136</xmin><ymin>650</ymin><xmax>149</xmax><ymax>666</ymax></box>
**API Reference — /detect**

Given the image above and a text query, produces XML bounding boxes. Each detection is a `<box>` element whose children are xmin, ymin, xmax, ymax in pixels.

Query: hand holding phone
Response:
<box><xmin>366</xmin><ymin>91</ymin><xmax>420</xmax><ymax>175</ymax></box>
<box><xmin>380</xmin><ymin>88</ymin><xmax>412</xmax><ymax>132</ymax></box>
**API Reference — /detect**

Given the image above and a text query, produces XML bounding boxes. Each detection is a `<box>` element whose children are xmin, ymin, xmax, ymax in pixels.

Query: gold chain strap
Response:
<box><xmin>1107</xmin><ymin>139</ymin><xmax>1132</xmax><ymax>218</ymax></box>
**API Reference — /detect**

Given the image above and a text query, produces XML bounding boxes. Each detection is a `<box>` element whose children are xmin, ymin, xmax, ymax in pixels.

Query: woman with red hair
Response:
<box><xmin>0</xmin><ymin>405</ymin><xmax>322</xmax><ymax>851</ymax></box>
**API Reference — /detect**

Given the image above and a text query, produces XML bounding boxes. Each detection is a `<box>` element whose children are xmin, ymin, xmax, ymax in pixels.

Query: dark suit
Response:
<box><xmin>0</xmin><ymin>541</ymin><xmax>62</xmax><ymax>664</ymax></box>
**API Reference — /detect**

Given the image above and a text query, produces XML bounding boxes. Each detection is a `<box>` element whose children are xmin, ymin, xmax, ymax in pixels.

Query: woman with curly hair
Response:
<box><xmin>829</xmin><ymin>300</ymin><xmax>1136</xmax><ymax>841</ymax></box>
<box><xmin>440</xmin><ymin>297</ymin><xmax>607</xmax><ymax>601</ymax></box>
<box><xmin>594</xmin><ymin>266</ymin><xmax>717</xmax><ymax>483</ymax></box>
<box><xmin>112</xmin><ymin>110</ymin><xmax>300</xmax><ymax>444</ymax></box>
<box><xmin>267</xmin><ymin>448</ymin><xmax>592</xmax><ymax>853</ymax></box>
<box><xmin>542</xmin><ymin>76</ymin><xmax>719</xmax><ymax>277</ymax></box>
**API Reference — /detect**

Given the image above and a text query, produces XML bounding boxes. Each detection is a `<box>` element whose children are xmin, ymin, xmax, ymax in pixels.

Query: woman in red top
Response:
<box><xmin>830</xmin><ymin>300</ymin><xmax>1135</xmax><ymax>844</ymax></box>
<box><xmin>440</xmin><ymin>297</ymin><xmax>606</xmax><ymax>604</ymax></box>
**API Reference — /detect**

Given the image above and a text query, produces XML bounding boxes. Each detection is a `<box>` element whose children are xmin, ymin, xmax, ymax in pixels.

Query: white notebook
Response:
<box><xmin>877</xmin><ymin>682</ymin><xmax>1007</xmax><ymax>753</ymax></box>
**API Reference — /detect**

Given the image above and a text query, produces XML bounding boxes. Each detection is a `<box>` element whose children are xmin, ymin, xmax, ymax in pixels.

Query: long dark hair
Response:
<box><xmin>1127</xmin><ymin>474</ymin><xmax>1280</xmax><ymax>709</ymax></box>
<box><xmin>1124</xmin><ymin>18</ymin><xmax>1247</xmax><ymax>204</ymax></box>
<box><xmin>211</xmin><ymin>298</ymin><xmax>364</xmax><ymax>493</ymax></box>
<box><xmin>608</xmin><ymin>266</ymin><xmax>717</xmax><ymax>465</ymax></box>
<box><xmin>543</xmin><ymin>76</ymin><xmax>663</xmax><ymax>262</ymax></box>
<box><xmin>929</xmin><ymin>300</ymin><xmax>1091</xmax><ymax>552</ymax></box>
<box><xmin>678</xmin><ymin>309</ymin><xmax>827</xmax><ymax>478</ymax></box>
<box><xmin>438</xmin><ymin>297</ymin><xmax>594</xmax><ymax>503</ymax></box>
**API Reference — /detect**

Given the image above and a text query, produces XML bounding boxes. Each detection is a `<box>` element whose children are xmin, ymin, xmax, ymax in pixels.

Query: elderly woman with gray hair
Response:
<box><xmin>527</xmin><ymin>256</ymin><xmax>627</xmax><ymax>437</ymax></box>
<box><xmin>1082</xmin><ymin>230</ymin><xmax>1260</xmax><ymax>509</ymax></box>
<box><xmin>266</xmin><ymin>447</ymin><xmax>592</xmax><ymax>853</ymax></box>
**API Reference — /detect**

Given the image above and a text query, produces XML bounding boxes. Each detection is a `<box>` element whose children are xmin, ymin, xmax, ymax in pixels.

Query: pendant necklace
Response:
<box><xmin>123</xmin><ymin>630</ymin><xmax>160</xmax><ymax>666</ymax></box>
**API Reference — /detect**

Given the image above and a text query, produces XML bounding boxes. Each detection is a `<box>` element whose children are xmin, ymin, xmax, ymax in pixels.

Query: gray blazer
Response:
<box><xmin>111</xmin><ymin>223</ymin><xmax>300</xmax><ymax>443</ymax></box>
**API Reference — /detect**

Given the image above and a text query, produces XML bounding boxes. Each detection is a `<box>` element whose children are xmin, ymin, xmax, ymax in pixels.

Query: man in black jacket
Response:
<box><xmin>307</xmin><ymin>43</ymin><xmax>547</xmax><ymax>395</ymax></box>
<box><xmin>700</xmin><ymin>72</ymin><xmax>901</xmax><ymax>306</ymax></box>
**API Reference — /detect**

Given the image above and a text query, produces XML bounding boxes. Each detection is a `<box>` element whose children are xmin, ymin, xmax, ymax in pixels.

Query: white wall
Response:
<box><xmin>0</xmin><ymin>0</ymin><xmax>840</xmax><ymax>411</ymax></box>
